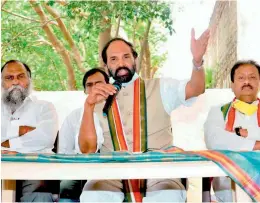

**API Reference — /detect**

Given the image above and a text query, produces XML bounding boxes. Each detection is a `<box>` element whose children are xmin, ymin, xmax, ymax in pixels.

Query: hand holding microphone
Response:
<box><xmin>85</xmin><ymin>83</ymin><xmax>118</xmax><ymax>107</ymax></box>
<box><xmin>103</xmin><ymin>81</ymin><xmax>122</xmax><ymax>116</ymax></box>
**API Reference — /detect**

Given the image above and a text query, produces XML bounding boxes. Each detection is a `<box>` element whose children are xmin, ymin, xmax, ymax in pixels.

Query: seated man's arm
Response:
<box><xmin>78</xmin><ymin>103</ymin><xmax>104</xmax><ymax>154</ymax></box>
<box><xmin>204</xmin><ymin>106</ymin><xmax>257</xmax><ymax>151</ymax></box>
<box><xmin>3</xmin><ymin>102</ymin><xmax>58</xmax><ymax>152</ymax></box>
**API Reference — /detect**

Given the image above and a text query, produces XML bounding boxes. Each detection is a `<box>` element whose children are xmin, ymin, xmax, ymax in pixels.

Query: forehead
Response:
<box><xmin>2</xmin><ymin>62</ymin><xmax>27</xmax><ymax>76</ymax></box>
<box><xmin>106</xmin><ymin>40</ymin><xmax>132</xmax><ymax>56</ymax></box>
<box><xmin>235</xmin><ymin>64</ymin><xmax>259</xmax><ymax>75</ymax></box>
<box><xmin>86</xmin><ymin>72</ymin><xmax>106</xmax><ymax>83</ymax></box>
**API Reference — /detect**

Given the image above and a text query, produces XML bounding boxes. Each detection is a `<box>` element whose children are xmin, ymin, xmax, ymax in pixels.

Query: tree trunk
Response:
<box><xmin>151</xmin><ymin>67</ymin><xmax>159</xmax><ymax>78</ymax></box>
<box><xmin>98</xmin><ymin>17</ymin><xmax>111</xmax><ymax>67</ymax></box>
<box><xmin>138</xmin><ymin>20</ymin><xmax>152</xmax><ymax>74</ymax></box>
<box><xmin>144</xmin><ymin>41</ymin><xmax>151</xmax><ymax>79</ymax></box>
<box><xmin>30</xmin><ymin>0</ymin><xmax>76</xmax><ymax>90</ymax></box>
<box><xmin>43</xmin><ymin>2</ymin><xmax>86</xmax><ymax>73</ymax></box>
<box><xmin>132</xmin><ymin>19</ymin><xmax>137</xmax><ymax>47</ymax></box>
<box><xmin>140</xmin><ymin>39</ymin><xmax>146</xmax><ymax>78</ymax></box>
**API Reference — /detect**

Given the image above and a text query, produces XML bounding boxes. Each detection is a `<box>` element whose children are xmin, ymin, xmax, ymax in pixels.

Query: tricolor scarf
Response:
<box><xmin>221</xmin><ymin>98</ymin><xmax>260</xmax><ymax>132</ymax></box>
<box><xmin>107</xmin><ymin>78</ymin><xmax>148</xmax><ymax>202</ymax></box>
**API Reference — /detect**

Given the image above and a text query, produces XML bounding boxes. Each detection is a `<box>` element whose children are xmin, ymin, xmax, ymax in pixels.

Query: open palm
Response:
<box><xmin>190</xmin><ymin>28</ymin><xmax>210</xmax><ymax>65</ymax></box>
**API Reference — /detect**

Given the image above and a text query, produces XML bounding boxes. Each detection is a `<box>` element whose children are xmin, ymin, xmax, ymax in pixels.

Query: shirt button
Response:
<box><xmin>123</xmin><ymin>92</ymin><xmax>128</xmax><ymax>96</ymax></box>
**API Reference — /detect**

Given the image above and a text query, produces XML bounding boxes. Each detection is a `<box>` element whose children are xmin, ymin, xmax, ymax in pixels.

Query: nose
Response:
<box><xmin>244</xmin><ymin>77</ymin><xmax>249</xmax><ymax>84</ymax></box>
<box><xmin>12</xmin><ymin>78</ymin><xmax>19</xmax><ymax>85</ymax></box>
<box><xmin>118</xmin><ymin>58</ymin><xmax>125</xmax><ymax>67</ymax></box>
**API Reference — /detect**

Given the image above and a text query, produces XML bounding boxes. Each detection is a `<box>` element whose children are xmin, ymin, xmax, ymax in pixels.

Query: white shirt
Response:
<box><xmin>1</xmin><ymin>95</ymin><xmax>59</xmax><ymax>153</ymax></box>
<box><xmin>59</xmin><ymin>75</ymin><xmax>195</xmax><ymax>154</ymax></box>
<box><xmin>58</xmin><ymin>107</ymin><xmax>104</xmax><ymax>154</ymax></box>
<box><xmin>204</xmin><ymin>100</ymin><xmax>260</xmax><ymax>151</ymax></box>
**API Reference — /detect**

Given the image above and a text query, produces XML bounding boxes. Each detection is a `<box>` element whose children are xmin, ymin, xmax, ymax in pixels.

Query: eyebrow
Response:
<box><xmin>86</xmin><ymin>80</ymin><xmax>103</xmax><ymax>85</ymax></box>
<box><xmin>5</xmin><ymin>72</ymin><xmax>26</xmax><ymax>76</ymax></box>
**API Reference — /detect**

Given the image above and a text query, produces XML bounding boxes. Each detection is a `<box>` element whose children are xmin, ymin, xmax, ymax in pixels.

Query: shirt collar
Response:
<box><xmin>109</xmin><ymin>73</ymin><xmax>139</xmax><ymax>87</ymax></box>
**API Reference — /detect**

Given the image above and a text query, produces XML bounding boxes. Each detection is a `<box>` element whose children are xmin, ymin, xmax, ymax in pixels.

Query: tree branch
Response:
<box><xmin>115</xmin><ymin>14</ymin><xmax>121</xmax><ymax>37</ymax></box>
<box><xmin>50</xmin><ymin>58</ymin><xmax>67</xmax><ymax>90</ymax></box>
<box><xmin>30</xmin><ymin>0</ymin><xmax>77</xmax><ymax>90</ymax></box>
<box><xmin>1</xmin><ymin>8</ymin><xmax>41</xmax><ymax>22</ymax></box>
<box><xmin>1</xmin><ymin>0</ymin><xmax>7</xmax><ymax>8</ymax></box>
<box><xmin>1</xmin><ymin>17</ymin><xmax>60</xmax><ymax>49</ymax></box>
<box><xmin>43</xmin><ymin>2</ymin><xmax>86</xmax><ymax>73</ymax></box>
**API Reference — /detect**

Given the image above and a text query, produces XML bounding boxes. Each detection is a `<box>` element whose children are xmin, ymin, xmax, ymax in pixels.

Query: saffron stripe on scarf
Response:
<box><xmin>111</xmin><ymin>100</ymin><xmax>128</xmax><ymax>150</ymax></box>
<box><xmin>133</xmin><ymin>79</ymin><xmax>141</xmax><ymax>152</ymax></box>
<box><xmin>107</xmin><ymin>106</ymin><xmax>121</xmax><ymax>151</ymax></box>
<box><xmin>129</xmin><ymin>179</ymin><xmax>143</xmax><ymax>202</ymax></box>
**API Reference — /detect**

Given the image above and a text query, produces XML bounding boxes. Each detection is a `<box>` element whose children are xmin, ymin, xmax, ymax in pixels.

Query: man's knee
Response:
<box><xmin>80</xmin><ymin>191</ymin><xmax>124</xmax><ymax>202</ymax></box>
<box><xmin>20</xmin><ymin>192</ymin><xmax>54</xmax><ymax>202</ymax></box>
<box><xmin>144</xmin><ymin>190</ymin><xmax>186</xmax><ymax>202</ymax></box>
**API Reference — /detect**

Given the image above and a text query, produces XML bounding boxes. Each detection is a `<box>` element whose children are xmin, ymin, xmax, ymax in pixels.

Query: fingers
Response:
<box><xmin>201</xmin><ymin>29</ymin><xmax>210</xmax><ymax>41</ymax></box>
<box><xmin>92</xmin><ymin>88</ymin><xmax>110</xmax><ymax>98</ymax></box>
<box><xmin>91</xmin><ymin>84</ymin><xmax>117</xmax><ymax>99</ymax></box>
<box><xmin>94</xmin><ymin>84</ymin><xmax>117</xmax><ymax>95</ymax></box>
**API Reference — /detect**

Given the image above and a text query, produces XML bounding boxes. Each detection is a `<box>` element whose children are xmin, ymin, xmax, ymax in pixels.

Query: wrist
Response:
<box><xmin>235</xmin><ymin>126</ymin><xmax>242</xmax><ymax>136</ymax></box>
<box><xmin>192</xmin><ymin>59</ymin><xmax>204</xmax><ymax>70</ymax></box>
<box><xmin>84</xmin><ymin>102</ymin><xmax>95</xmax><ymax>112</ymax></box>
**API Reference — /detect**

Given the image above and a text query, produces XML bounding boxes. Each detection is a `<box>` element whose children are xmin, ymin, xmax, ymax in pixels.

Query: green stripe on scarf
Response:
<box><xmin>140</xmin><ymin>79</ymin><xmax>148</xmax><ymax>152</ymax></box>
<box><xmin>122</xmin><ymin>180</ymin><xmax>132</xmax><ymax>202</ymax></box>
<box><xmin>221</xmin><ymin>102</ymin><xmax>232</xmax><ymax>120</ymax></box>
<box><xmin>107</xmin><ymin>107</ymin><xmax>120</xmax><ymax>151</ymax></box>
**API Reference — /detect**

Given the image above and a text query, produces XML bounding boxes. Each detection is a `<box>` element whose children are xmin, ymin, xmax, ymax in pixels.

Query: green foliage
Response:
<box><xmin>1</xmin><ymin>0</ymin><xmax>175</xmax><ymax>90</ymax></box>
<box><xmin>205</xmin><ymin>68</ymin><xmax>215</xmax><ymax>89</ymax></box>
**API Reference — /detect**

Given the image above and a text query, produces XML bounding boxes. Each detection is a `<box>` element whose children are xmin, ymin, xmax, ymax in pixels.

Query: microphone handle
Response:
<box><xmin>102</xmin><ymin>94</ymin><xmax>116</xmax><ymax>117</ymax></box>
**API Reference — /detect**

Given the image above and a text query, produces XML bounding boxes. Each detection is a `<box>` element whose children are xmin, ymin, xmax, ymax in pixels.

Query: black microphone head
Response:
<box><xmin>103</xmin><ymin>80</ymin><xmax>122</xmax><ymax>117</ymax></box>
<box><xmin>113</xmin><ymin>81</ymin><xmax>122</xmax><ymax>91</ymax></box>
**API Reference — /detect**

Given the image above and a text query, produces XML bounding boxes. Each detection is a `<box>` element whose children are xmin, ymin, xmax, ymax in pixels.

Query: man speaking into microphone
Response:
<box><xmin>79</xmin><ymin>28</ymin><xmax>210</xmax><ymax>202</ymax></box>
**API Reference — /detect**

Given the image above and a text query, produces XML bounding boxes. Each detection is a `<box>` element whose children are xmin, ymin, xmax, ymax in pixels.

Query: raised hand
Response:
<box><xmin>190</xmin><ymin>28</ymin><xmax>210</xmax><ymax>66</ymax></box>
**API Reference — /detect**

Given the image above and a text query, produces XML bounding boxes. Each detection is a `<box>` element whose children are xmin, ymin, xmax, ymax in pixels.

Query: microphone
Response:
<box><xmin>103</xmin><ymin>81</ymin><xmax>122</xmax><ymax>117</ymax></box>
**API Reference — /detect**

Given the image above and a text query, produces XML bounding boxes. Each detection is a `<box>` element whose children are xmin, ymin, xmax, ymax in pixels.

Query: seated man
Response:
<box><xmin>79</xmin><ymin>28</ymin><xmax>209</xmax><ymax>202</ymax></box>
<box><xmin>1</xmin><ymin>60</ymin><xmax>59</xmax><ymax>202</ymax></box>
<box><xmin>58</xmin><ymin>68</ymin><xmax>109</xmax><ymax>202</ymax></box>
<box><xmin>204</xmin><ymin>60</ymin><xmax>260</xmax><ymax>202</ymax></box>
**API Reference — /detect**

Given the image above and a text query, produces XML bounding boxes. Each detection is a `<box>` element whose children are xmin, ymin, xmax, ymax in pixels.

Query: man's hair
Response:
<box><xmin>101</xmin><ymin>38</ymin><xmax>138</xmax><ymax>64</ymax></box>
<box><xmin>1</xmin><ymin>60</ymin><xmax>32</xmax><ymax>78</ymax></box>
<box><xmin>231</xmin><ymin>60</ymin><xmax>260</xmax><ymax>82</ymax></box>
<box><xmin>82</xmin><ymin>68</ymin><xmax>109</xmax><ymax>89</ymax></box>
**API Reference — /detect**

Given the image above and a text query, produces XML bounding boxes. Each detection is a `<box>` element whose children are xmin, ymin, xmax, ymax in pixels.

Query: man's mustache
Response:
<box><xmin>115</xmin><ymin>67</ymin><xmax>131</xmax><ymax>75</ymax></box>
<box><xmin>242</xmin><ymin>84</ymin><xmax>253</xmax><ymax>89</ymax></box>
